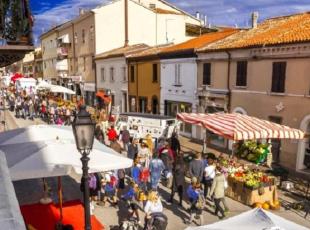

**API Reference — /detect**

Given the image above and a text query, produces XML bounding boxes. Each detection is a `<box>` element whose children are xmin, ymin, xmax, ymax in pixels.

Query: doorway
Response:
<box><xmin>269</xmin><ymin>116</ymin><xmax>282</xmax><ymax>164</ymax></box>
<box><xmin>151</xmin><ymin>96</ymin><xmax>159</xmax><ymax>114</ymax></box>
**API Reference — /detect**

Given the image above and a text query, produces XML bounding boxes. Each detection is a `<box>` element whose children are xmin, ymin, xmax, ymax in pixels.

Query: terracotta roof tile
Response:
<box><xmin>95</xmin><ymin>44</ymin><xmax>150</xmax><ymax>60</ymax></box>
<box><xmin>161</xmin><ymin>28</ymin><xmax>238</xmax><ymax>54</ymax></box>
<box><xmin>127</xmin><ymin>44</ymin><xmax>173</xmax><ymax>59</ymax></box>
<box><xmin>199</xmin><ymin>12</ymin><xmax>310</xmax><ymax>51</ymax></box>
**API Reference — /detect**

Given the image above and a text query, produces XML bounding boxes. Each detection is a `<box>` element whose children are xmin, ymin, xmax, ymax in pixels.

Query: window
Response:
<box><xmin>122</xmin><ymin>67</ymin><xmax>127</xmax><ymax>81</ymax></box>
<box><xmin>174</xmin><ymin>64</ymin><xmax>181</xmax><ymax>85</ymax></box>
<box><xmin>111</xmin><ymin>94</ymin><xmax>115</xmax><ymax>106</ymax></box>
<box><xmin>152</xmin><ymin>63</ymin><xmax>158</xmax><ymax>82</ymax></box>
<box><xmin>110</xmin><ymin>67</ymin><xmax>114</xmax><ymax>82</ymax></box>
<box><xmin>236</xmin><ymin>61</ymin><xmax>247</xmax><ymax>87</ymax></box>
<box><xmin>203</xmin><ymin>63</ymin><xmax>211</xmax><ymax>85</ymax></box>
<box><xmin>100</xmin><ymin>68</ymin><xmax>105</xmax><ymax>82</ymax></box>
<box><xmin>90</xmin><ymin>26</ymin><xmax>94</xmax><ymax>40</ymax></box>
<box><xmin>271</xmin><ymin>62</ymin><xmax>286</xmax><ymax>93</ymax></box>
<box><xmin>130</xmin><ymin>65</ymin><xmax>135</xmax><ymax>82</ymax></box>
<box><xmin>82</xmin><ymin>29</ymin><xmax>85</xmax><ymax>44</ymax></box>
<box><xmin>74</xmin><ymin>32</ymin><xmax>78</xmax><ymax>44</ymax></box>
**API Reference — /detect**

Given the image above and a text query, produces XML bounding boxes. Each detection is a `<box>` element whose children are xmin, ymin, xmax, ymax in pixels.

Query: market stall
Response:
<box><xmin>177</xmin><ymin>112</ymin><xmax>305</xmax><ymax>206</ymax></box>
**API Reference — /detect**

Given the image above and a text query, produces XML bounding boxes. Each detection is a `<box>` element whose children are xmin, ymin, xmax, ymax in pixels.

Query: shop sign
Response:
<box><xmin>83</xmin><ymin>83</ymin><xmax>95</xmax><ymax>92</ymax></box>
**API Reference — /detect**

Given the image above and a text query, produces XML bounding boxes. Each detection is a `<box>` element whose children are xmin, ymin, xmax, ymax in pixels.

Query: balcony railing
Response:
<box><xmin>0</xmin><ymin>0</ymin><xmax>33</xmax><ymax>46</ymax></box>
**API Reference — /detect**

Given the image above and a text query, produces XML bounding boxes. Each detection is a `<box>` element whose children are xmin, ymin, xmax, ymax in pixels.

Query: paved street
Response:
<box><xmin>3</xmin><ymin>109</ymin><xmax>309</xmax><ymax>229</ymax></box>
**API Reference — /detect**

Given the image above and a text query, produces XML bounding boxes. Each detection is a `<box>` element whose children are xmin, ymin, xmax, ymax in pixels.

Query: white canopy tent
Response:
<box><xmin>0</xmin><ymin>153</ymin><xmax>25</xmax><ymax>230</ymax></box>
<box><xmin>36</xmin><ymin>80</ymin><xmax>52</xmax><ymax>90</ymax></box>
<box><xmin>50</xmin><ymin>85</ymin><xmax>75</xmax><ymax>95</ymax></box>
<box><xmin>0</xmin><ymin>125</ymin><xmax>132</xmax><ymax>181</ymax></box>
<box><xmin>185</xmin><ymin>208</ymin><xmax>309</xmax><ymax>230</ymax></box>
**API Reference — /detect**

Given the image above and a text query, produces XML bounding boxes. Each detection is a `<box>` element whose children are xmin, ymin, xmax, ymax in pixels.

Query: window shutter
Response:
<box><xmin>272</xmin><ymin>62</ymin><xmax>286</xmax><ymax>93</ymax></box>
<box><xmin>236</xmin><ymin>61</ymin><xmax>247</xmax><ymax>86</ymax></box>
<box><xmin>203</xmin><ymin>63</ymin><xmax>211</xmax><ymax>85</ymax></box>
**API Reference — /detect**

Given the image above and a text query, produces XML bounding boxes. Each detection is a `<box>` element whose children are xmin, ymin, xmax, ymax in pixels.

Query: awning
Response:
<box><xmin>96</xmin><ymin>91</ymin><xmax>111</xmax><ymax>103</ymax></box>
<box><xmin>177</xmin><ymin>112</ymin><xmax>305</xmax><ymax>141</ymax></box>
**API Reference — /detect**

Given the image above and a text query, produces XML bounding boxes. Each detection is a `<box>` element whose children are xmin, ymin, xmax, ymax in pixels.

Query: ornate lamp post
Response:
<box><xmin>72</xmin><ymin>105</ymin><xmax>95</xmax><ymax>230</ymax></box>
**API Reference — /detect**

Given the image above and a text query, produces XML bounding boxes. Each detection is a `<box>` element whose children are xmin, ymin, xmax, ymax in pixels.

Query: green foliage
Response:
<box><xmin>236</xmin><ymin>140</ymin><xmax>270</xmax><ymax>164</ymax></box>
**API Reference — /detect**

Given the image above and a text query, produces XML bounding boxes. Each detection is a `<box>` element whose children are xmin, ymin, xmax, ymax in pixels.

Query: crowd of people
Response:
<box><xmin>3</xmin><ymin>87</ymin><xmax>77</xmax><ymax>125</ymax></box>
<box><xmin>89</xmin><ymin>124</ymin><xmax>230</xmax><ymax>229</ymax></box>
<box><xmin>0</xmin><ymin>86</ymin><xmax>229</xmax><ymax>229</ymax></box>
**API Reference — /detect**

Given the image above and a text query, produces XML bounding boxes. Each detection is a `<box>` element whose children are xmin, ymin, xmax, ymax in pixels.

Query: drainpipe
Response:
<box><xmin>225</xmin><ymin>50</ymin><xmax>232</xmax><ymax>113</ymax></box>
<box><xmin>124</xmin><ymin>0</ymin><xmax>129</xmax><ymax>47</ymax></box>
<box><xmin>136</xmin><ymin>62</ymin><xmax>138</xmax><ymax>112</ymax></box>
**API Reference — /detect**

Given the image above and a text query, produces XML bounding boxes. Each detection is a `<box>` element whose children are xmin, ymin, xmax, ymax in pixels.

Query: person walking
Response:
<box><xmin>204</xmin><ymin>156</ymin><xmax>216</xmax><ymax>199</ymax></box>
<box><xmin>189</xmin><ymin>152</ymin><xmax>204</xmax><ymax>183</ymax></box>
<box><xmin>170</xmin><ymin>132</ymin><xmax>181</xmax><ymax>156</ymax></box>
<box><xmin>168</xmin><ymin>157</ymin><xmax>185</xmax><ymax>207</ymax></box>
<box><xmin>121</xmin><ymin>181</ymin><xmax>140</xmax><ymax>224</ymax></box>
<box><xmin>186</xmin><ymin>179</ymin><xmax>204</xmax><ymax>225</ymax></box>
<box><xmin>121</xmin><ymin>127</ymin><xmax>131</xmax><ymax>151</ymax></box>
<box><xmin>159</xmin><ymin>142</ymin><xmax>174</xmax><ymax>188</ymax></box>
<box><xmin>210</xmin><ymin>166</ymin><xmax>226</xmax><ymax>219</ymax></box>
<box><xmin>149</xmin><ymin>153</ymin><xmax>165</xmax><ymax>190</ymax></box>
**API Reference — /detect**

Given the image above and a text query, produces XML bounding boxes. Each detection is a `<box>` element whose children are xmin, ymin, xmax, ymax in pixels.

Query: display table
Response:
<box><xmin>226</xmin><ymin>177</ymin><xmax>278</xmax><ymax>206</ymax></box>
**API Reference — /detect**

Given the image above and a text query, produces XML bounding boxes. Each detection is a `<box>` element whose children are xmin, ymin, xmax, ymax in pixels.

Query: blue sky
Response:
<box><xmin>30</xmin><ymin>0</ymin><xmax>310</xmax><ymax>44</ymax></box>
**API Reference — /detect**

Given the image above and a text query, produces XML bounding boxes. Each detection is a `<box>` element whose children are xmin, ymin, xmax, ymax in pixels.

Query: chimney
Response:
<box><xmin>79</xmin><ymin>8</ymin><xmax>85</xmax><ymax>15</ymax></box>
<box><xmin>252</xmin><ymin>11</ymin><xmax>259</xmax><ymax>28</ymax></box>
<box><xmin>196</xmin><ymin>11</ymin><xmax>200</xmax><ymax>19</ymax></box>
<box><xmin>204</xmin><ymin>15</ymin><xmax>207</xmax><ymax>27</ymax></box>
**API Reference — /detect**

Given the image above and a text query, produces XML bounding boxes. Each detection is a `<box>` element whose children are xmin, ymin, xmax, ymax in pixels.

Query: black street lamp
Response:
<box><xmin>72</xmin><ymin>105</ymin><xmax>96</xmax><ymax>230</ymax></box>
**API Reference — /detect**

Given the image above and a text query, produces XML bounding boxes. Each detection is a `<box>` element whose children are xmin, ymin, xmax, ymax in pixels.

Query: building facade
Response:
<box><xmin>40</xmin><ymin>29</ymin><xmax>58</xmax><ymax>83</ymax></box>
<box><xmin>95</xmin><ymin>44</ymin><xmax>149</xmax><ymax>113</ymax></box>
<box><xmin>196</xmin><ymin>12</ymin><xmax>310</xmax><ymax>175</ymax></box>
<box><xmin>127</xmin><ymin>46</ymin><xmax>166</xmax><ymax>114</ymax></box>
<box><xmin>92</xmin><ymin>0</ymin><xmax>202</xmax><ymax>55</ymax></box>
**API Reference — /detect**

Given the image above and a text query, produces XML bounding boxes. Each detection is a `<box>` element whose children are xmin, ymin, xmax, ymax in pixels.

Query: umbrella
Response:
<box><xmin>0</xmin><ymin>125</ymin><xmax>132</xmax><ymax>225</ymax></box>
<box><xmin>185</xmin><ymin>208</ymin><xmax>309</xmax><ymax>230</ymax></box>
<box><xmin>36</xmin><ymin>80</ymin><xmax>52</xmax><ymax>90</ymax></box>
<box><xmin>50</xmin><ymin>85</ymin><xmax>75</xmax><ymax>95</ymax></box>
<box><xmin>0</xmin><ymin>125</ymin><xmax>132</xmax><ymax>180</ymax></box>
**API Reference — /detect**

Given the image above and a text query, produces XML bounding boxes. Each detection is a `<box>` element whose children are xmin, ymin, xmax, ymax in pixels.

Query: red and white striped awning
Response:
<box><xmin>177</xmin><ymin>113</ymin><xmax>305</xmax><ymax>141</ymax></box>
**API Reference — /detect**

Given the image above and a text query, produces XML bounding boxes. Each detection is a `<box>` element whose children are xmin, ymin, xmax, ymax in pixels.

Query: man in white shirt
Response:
<box><xmin>204</xmin><ymin>157</ymin><xmax>216</xmax><ymax>199</ymax></box>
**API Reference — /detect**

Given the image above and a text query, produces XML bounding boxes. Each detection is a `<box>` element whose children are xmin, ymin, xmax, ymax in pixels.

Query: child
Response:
<box><xmin>131</xmin><ymin>160</ymin><xmax>141</xmax><ymax>184</ymax></box>
<box><xmin>121</xmin><ymin>181</ymin><xmax>140</xmax><ymax>223</ymax></box>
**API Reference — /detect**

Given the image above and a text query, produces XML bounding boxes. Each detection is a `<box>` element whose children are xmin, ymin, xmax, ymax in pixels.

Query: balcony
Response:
<box><xmin>56</xmin><ymin>59</ymin><xmax>68</xmax><ymax>71</ymax></box>
<box><xmin>0</xmin><ymin>0</ymin><xmax>34</xmax><ymax>67</ymax></box>
<box><xmin>57</xmin><ymin>47</ymin><xmax>68</xmax><ymax>59</ymax></box>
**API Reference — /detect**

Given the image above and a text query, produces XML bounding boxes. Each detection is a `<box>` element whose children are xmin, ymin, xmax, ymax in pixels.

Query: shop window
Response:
<box><xmin>152</xmin><ymin>96</ymin><xmax>159</xmax><ymax>114</ymax></box>
<box><xmin>236</xmin><ymin>61</ymin><xmax>247</xmax><ymax>87</ymax></box>
<box><xmin>130</xmin><ymin>65</ymin><xmax>135</xmax><ymax>82</ymax></box>
<box><xmin>129</xmin><ymin>96</ymin><xmax>136</xmax><ymax>112</ymax></box>
<box><xmin>152</xmin><ymin>63</ymin><xmax>158</xmax><ymax>82</ymax></box>
<box><xmin>203</xmin><ymin>63</ymin><xmax>211</xmax><ymax>85</ymax></box>
<box><xmin>110</xmin><ymin>67</ymin><xmax>114</xmax><ymax>82</ymax></box>
<box><xmin>139</xmin><ymin>97</ymin><xmax>147</xmax><ymax>113</ymax></box>
<box><xmin>271</xmin><ymin>62</ymin><xmax>286</xmax><ymax>93</ymax></box>
<box><xmin>100</xmin><ymin>68</ymin><xmax>105</xmax><ymax>82</ymax></box>
<box><xmin>174</xmin><ymin>64</ymin><xmax>181</xmax><ymax>85</ymax></box>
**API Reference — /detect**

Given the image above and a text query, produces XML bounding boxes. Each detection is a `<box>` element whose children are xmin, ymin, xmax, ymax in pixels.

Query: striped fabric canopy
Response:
<box><xmin>177</xmin><ymin>113</ymin><xmax>305</xmax><ymax>141</ymax></box>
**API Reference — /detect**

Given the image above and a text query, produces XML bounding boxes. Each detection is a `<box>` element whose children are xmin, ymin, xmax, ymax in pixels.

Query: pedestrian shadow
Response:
<box><xmin>157</xmin><ymin>185</ymin><xmax>189</xmax><ymax>223</ymax></box>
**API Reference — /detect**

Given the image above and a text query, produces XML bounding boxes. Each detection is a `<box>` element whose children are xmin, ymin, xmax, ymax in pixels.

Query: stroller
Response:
<box><xmin>144</xmin><ymin>212</ymin><xmax>168</xmax><ymax>230</ymax></box>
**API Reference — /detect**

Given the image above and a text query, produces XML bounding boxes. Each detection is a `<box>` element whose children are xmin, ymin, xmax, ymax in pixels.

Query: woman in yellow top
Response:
<box><xmin>145</xmin><ymin>133</ymin><xmax>153</xmax><ymax>155</ymax></box>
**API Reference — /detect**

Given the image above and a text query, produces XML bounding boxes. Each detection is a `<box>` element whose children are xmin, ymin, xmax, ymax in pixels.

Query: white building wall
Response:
<box><xmin>93</xmin><ymin>0</ymin><xmax>200</xmax><ymax>54</ymax></box>
<box><xmin>160</xmin><ymin>58</ymin><xmax>198</xmax><ymax>138</ymax></box>
<box><xmin>96</xmin><ymin>57</ymin><xmax>128</xmax><ymax>112</ymax></box>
